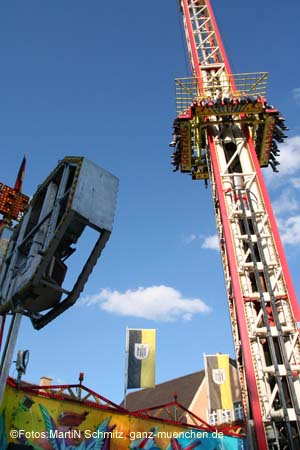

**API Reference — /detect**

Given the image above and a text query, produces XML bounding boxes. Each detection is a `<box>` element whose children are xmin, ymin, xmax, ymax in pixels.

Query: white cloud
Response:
<box><xmin>292</xmin><ymin>88</ymin><xmax>300</xmax><ymax>106</ymax></box>
<box><xmin>79</xmin><ymin>285</ymin><xmax>211</xmax><ymax>321</ymax></box>
<box><xmin>182</xmin><ymin>233</ymin><xmax>198</xmax><ymax>244</ymax></box>
<box><xmin>272</xmin><ymin>189</ymin><xmax>298</xmax><ymax>215</ymax></box>
<box><xmin>201</xmin><ymin>234</ymin><xmax>219</xmax><ymax>250</ymax></box>
<box><xmin>263</xmin><ymin>136</ymin><xmax>300</xmax><ymax>187</ymax></box>
<box><xmin>277</xmin><ymin>215</ymin><xmax>300</xmax><ymax>245</ymax></box>
<box><xmin>182</xmin><ymin>232</ymin><xmax>221</xmax><ymax>251</ymax></box>
<box><xmin>291</xmin><ymin>178</ymin><xmax>300</xmax><ymax>189</ymax></box>
<box><xmin>278</xmin><ymin>136</ymin><xmax>300</xmax><ymax>176</ymax></box>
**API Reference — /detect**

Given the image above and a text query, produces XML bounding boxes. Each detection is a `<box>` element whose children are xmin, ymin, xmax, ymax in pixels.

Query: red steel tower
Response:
<box><xmin>171</xmin><ymin>1</ymin><xmax>300</xmax><ymax>448</ymax></box>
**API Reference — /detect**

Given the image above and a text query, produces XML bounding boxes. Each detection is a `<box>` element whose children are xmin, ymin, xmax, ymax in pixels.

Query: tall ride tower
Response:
<box><xmin>171</xmin><ymin>1</ymin><xmax>300</xmax><ymax>449</ymax></box>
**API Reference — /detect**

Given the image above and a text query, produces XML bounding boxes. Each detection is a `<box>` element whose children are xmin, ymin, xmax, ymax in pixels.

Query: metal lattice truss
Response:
<box><xmin>130</xmin><ymin>401</ymin><xmax>244</xmax><ymax>437</ymax></box>
<box><xmin>181</xmin><ymin>0</ymin><xmax>228</xmax><ymax>96</ymax></box>
<box><xmin>208</xmin><ymin>132</ymin><xmax>300</xmax><ymax>447</ymax></box>
<box><xmin>8</xmin><ymin>377</ymin><xmax>126</xmax><ymax>412</ymax></box>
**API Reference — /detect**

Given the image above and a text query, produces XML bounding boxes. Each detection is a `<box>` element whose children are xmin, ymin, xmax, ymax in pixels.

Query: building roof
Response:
<box><xmin>123</xmin><ymin>370</ymin><xmax>205</xmax><ymax>413</ymax></box>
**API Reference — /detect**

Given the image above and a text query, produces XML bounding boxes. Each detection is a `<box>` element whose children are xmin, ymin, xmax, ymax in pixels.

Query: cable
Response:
<box><xmin>177</xmin><ymin>5</ymin><xmax>190</xmax><ymax>76</ymax></box>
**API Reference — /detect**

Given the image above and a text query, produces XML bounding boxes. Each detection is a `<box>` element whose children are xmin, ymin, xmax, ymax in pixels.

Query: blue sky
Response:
<box><xmin>1</xmin><ymin>0</ymin><xmax>300</xmax><ymax>404</ymax></box>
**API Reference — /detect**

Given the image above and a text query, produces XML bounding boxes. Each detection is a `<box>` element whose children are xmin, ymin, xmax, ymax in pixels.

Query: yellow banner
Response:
<box><xmin>217</xmin><ymin>354</ymin><xmax>233</xmax><ymax>410</ymax></box>
<box><xmin>140</xmin><ymin>329</ymin><xmax>156</xmax><ymax>388</ymax></box>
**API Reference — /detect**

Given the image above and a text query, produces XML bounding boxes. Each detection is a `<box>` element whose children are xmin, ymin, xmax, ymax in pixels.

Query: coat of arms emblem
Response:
<box><xmin>134</xmin><ymin>343</ymin><xmax>150</xmax><ymax>360</ymax></box>
<box><xmin>212</xmin><ymin>368</ymin><xmax>226</xmax><ymax>384</ymax></box>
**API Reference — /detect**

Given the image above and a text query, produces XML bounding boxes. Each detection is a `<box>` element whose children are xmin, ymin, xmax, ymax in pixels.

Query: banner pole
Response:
<box><xmin>124</xmin><ymin>326</ymin><xmax>129</xmax><ymax>409</ymax></box>
<box><xmin>204</xmin><ymin>352</ymin><xmax>211</xmax><ymax>423</ymax></box>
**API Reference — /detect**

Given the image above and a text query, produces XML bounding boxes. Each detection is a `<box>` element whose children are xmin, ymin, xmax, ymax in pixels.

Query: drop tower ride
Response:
<box><xmin>170</xmin><ymin>1</ymin><xmax>300</xmax><ymax>448</ymax></box>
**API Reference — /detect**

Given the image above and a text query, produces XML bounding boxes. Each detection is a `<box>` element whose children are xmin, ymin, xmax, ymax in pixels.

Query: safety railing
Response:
<box><xmin>175</xmin><ymin>72</ymin><xmax>268</xmax><ymax>115</ymax></box>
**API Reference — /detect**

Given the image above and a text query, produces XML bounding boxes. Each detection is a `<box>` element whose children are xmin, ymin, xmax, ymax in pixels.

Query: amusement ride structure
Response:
<box><xmin>170</xmin><ymin>0</ymin><xmax>300</xmax><ymax>449</ymax></box>
<box><xmin>0</xmin><ymin>2</ymin><xmax>299</xmax><ymax>450</ymax></box>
